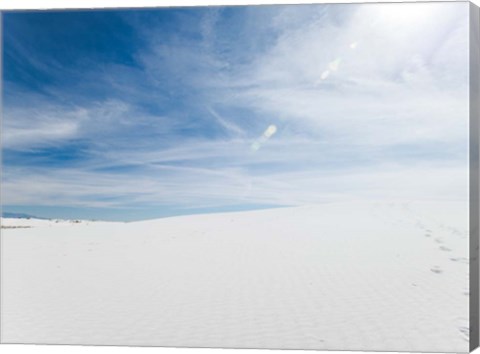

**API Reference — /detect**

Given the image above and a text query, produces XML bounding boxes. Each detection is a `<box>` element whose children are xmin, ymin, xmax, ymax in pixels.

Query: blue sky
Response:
<box><xmin>1</xmin><ymin>3</ymin><xmax>470</xmax><ymax>221</ymax></box>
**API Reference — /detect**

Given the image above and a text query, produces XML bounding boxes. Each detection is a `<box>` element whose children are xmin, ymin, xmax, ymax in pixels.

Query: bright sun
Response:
<box><xmin>377</xmin><ymin>2</ymin><xmax>434</xmax><ymax>24</ymax></box>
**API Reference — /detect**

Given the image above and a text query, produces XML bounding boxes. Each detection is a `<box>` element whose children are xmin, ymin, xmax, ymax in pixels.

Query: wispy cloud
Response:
<box><xmin>206</xmin><ymin>106</ymin><xmax>245</xmax><ymax>137</ymax></box>
<box><xmin>1</xmin><ymin>3</ymin><xmax>470</xmax><ymax>220</ymax></box>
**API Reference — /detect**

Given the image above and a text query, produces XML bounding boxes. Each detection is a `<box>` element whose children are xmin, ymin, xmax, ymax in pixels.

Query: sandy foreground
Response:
<box><xmin>0</xmin><ymin>201</ymin><xmax>470</xmax><ymax>352</ymax></box>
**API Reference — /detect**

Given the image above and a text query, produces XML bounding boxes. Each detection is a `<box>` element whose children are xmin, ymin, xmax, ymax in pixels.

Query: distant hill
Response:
<box><xmin>2</xmin><ymin>212</ymin><xmax>46</xmax><ymax>219</ymax></box>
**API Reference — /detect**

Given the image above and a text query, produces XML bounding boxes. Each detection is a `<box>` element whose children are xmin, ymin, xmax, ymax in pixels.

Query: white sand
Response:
<box><xmin>0</xmin><ymin>201</ymin><xmax>470</xmax><ymax>352</ymax></box>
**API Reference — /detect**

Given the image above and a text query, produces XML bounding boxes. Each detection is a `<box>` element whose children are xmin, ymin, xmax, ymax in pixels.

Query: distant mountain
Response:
<box><xmin>2</xmin><ymin>212</ymin><xmax>46</xmax><ymax>219</ymax></box>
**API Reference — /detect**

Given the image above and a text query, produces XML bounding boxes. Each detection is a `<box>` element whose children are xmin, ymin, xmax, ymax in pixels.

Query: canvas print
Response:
<box><xmin>1</xmin><ymin>1</ymin><xmax>479</xmax><ymax>352</ymax></box>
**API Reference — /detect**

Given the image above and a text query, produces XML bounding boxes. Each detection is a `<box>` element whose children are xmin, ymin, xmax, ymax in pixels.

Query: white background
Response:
<box><xmin>0</xmin><ymin>0</ymin><xmax>478</xmax><ymax>354</ymax></box>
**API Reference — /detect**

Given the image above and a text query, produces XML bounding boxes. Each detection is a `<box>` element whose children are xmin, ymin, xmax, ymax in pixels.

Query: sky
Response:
<box><xmin>1</xmin><ymin>2</ymin><xmax>471</xmax><ymax>221</ymax></box>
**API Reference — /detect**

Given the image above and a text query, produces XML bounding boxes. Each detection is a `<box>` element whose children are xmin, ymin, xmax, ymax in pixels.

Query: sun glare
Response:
<box><xmin>374</xmin><ymin>2</ymin><xmax>443</xmax><ymax>26</ymax></box>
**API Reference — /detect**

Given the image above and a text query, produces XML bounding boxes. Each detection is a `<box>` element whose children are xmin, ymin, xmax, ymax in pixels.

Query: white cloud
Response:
<box><xmin>224</xmin><ymin>2</ymin><xmax>469</xmax><ymax>148</ymax></box>
<box><xmin>2</xmin><ymin>3</ymin><xmax>471</xmax><ymax>216</ymax></box>
<box><xmin>207</xmin><ymin>106</ymin><xmax>245</xmax><ymax>137</ymax></box>
<box><xmin>3</xmin><ymin>105</ymin><xmax>84</xmax><ymax>150</ymax></box>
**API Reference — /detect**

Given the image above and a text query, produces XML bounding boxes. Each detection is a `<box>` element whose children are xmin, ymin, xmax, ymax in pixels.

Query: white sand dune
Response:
<box><xmin>0</xmin><ymin>201</ymin><xmax>470</xmax><ymax>352</ymax></box>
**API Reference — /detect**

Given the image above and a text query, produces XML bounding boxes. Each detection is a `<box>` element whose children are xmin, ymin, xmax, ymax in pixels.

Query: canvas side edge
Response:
<box><xmin>470</xmin><ymin>2</ymin><xmax>480</xmax><ymax>352</ymax></box>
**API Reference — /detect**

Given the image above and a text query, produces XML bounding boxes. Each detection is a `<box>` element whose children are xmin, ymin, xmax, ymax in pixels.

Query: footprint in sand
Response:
<box><xmin>450</xmin><ymin>257</ymin><xmax>468</xmax><ymax>264</ymax></box>
<box><xmin>424</xmin><ymin>233</ymin><xmax>431</xmax><ymax>238</ymax></box>
<box><xmin>415</xmin><ymin>222</ymin><xmax>425</xmax><ymax>230</ymax></box>
<box><xmin>430</xmin><ymin>266</ymin><xmax>443</xmax><ymax>274</ymax></box>
<box><xmin>455</xmin><ymin>318</ymin><xmax>469</xmax><ymax>342</ymax></box>
<box><xmin>434</xmin><ymin>238</ymin><xmax>443</xmax><ymax>244</ymax></box>
<box><xmin>458</xmin><ymin>326</ymin><xmax>469</xmax><ymax>342</ymax></box>
<box><xmin>439</xmin><ymin>245</ymin><xmax>452</xmax><ymax>252</ymax></box>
